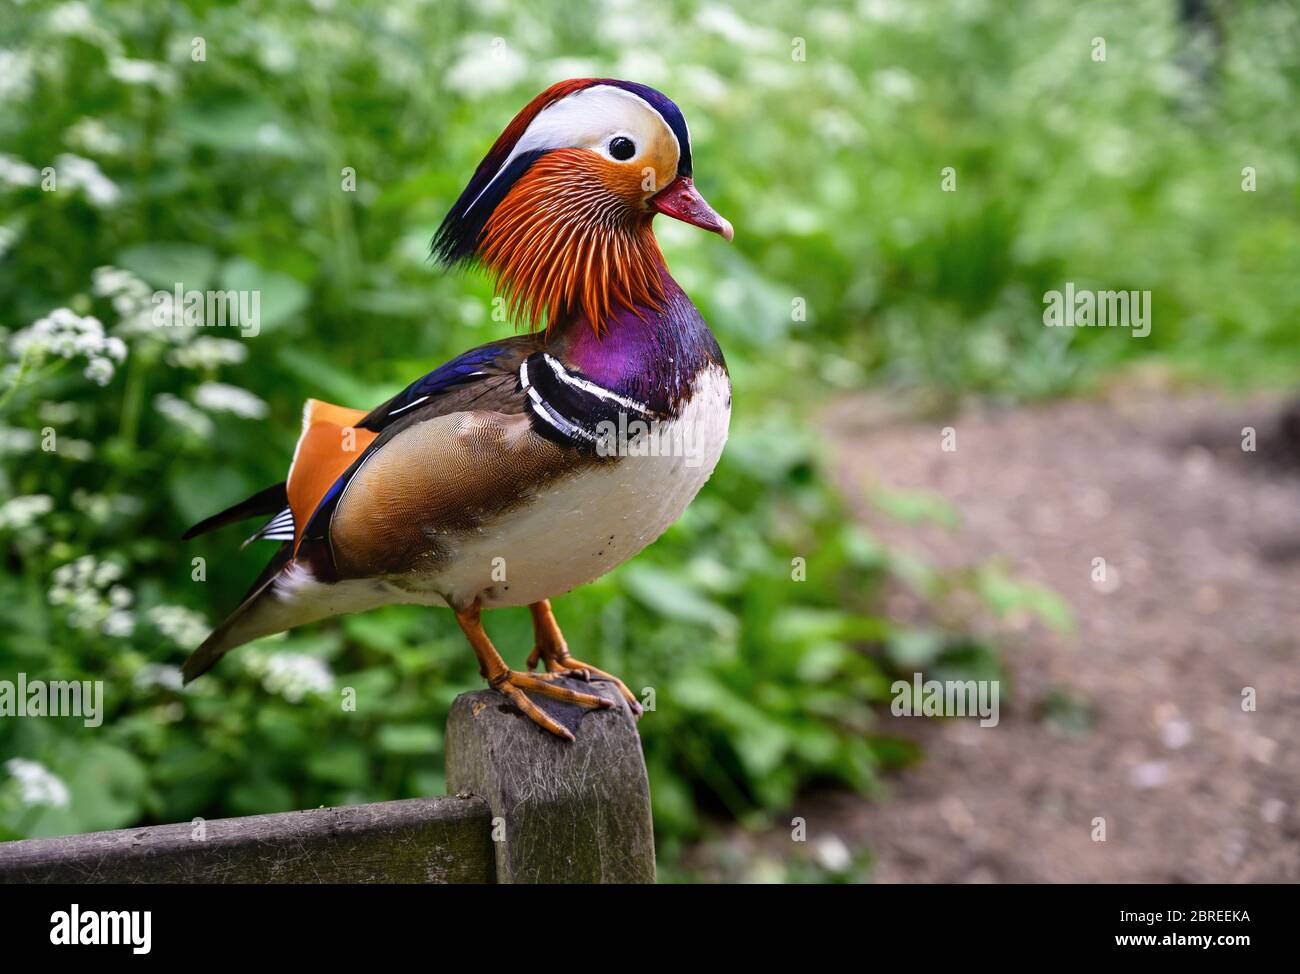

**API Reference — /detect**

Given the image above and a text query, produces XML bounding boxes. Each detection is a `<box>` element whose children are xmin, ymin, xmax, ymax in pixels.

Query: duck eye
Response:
<box><xmin>608</xmin><ymin>136</ymin><xmax>636</xmax><ymax>161</ymax></box>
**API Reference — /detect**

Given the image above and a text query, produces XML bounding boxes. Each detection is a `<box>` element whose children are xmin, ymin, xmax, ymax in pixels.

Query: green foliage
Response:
<box><xmin>1</xmin><ymin>0</ymin><xmax>1296</xmax><ymax>856</ymax></box>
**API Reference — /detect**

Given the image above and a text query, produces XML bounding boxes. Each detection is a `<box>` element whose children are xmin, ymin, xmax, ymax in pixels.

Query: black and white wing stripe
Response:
<box><xmin>243</xmin><ymin>506</ymin><xmax>295</xmax><ymax>547</ymax></box>
<box><xmin>518</xmin><ymin>352</ymin><xmax>658</xmax><ymax>449</ymax></box>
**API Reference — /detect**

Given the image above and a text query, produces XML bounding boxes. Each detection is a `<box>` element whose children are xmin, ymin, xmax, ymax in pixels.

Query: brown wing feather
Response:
<box><xmin>328</xmin><ymin>410</ymin><xmax>596</xmax><ymax>577</ymax></box>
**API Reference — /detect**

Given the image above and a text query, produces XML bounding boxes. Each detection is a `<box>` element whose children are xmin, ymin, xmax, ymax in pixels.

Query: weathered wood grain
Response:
<box><xmin>0</xmin><ymin>682</ymin><xmax>656</xmax><ymax>884</ymax></box>
<box><xmin>446</xmin><ymin>677</ymin><xmax>656</xmax><ymax>884</ymax></box>
<box><xmin>0</xmin><ymin>795</ymin><xmax>494</xmax><ymax>884</ymax></box>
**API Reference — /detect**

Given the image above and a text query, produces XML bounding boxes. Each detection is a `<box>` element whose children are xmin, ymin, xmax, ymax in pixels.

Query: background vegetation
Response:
<box><xmin>1</xmin><ymin>0</ymin><xmax>1296</xmax><ymax>872</ymax></box>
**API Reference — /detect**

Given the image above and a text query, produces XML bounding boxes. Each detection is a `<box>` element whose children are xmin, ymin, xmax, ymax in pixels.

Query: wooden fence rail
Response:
<box><xmin>0</xmin><ymin>678</ymin><xmax>654</xmax><ymax>884</ymax></box>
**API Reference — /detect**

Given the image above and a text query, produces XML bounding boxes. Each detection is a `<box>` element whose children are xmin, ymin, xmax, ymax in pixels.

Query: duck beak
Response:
<box><xmin>650</xmin><ymin>176</ymin><xmax>734</xmax><ymax>242</ymax></box>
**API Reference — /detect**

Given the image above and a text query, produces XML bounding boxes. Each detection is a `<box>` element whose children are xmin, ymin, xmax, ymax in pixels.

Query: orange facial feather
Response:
<box><xmin>478</xmin><ymin>150</ymin><xmax>667</xmax><ymax>334</ymax></box>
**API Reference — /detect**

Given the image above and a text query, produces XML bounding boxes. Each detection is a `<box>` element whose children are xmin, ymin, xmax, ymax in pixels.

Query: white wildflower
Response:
<box><xmin>93</xmin><ymin>265</ymin><xmax>149</xmax><ymax>304</ymax></box>
<box><xmin>108</xmin><ymin>57</ymin><xmax>175</xmax><ymax>91</ymax></box>
<box><xmin>873</xmin><ymin>68</ymin><xmax>918</xmax><ymax>103</ymax></box>
<box><xmin>51</xmin><ymin>556</ymin><xmax>86</xmax><ymax>589</ymax></box>
<box><xmin>813</xmin><ymin>834</ymin><xmax>853</xmax><ymax>872</ymax></box>
<box><xmin>694</xmin><ymin>6</ymin><xmax>776</xmax><ymax>51</ymax></box>
<box><xmin>66</xmin><ymin>117</ymin><xmax>125</xmax><ymax>156</ymax></box>
<box><xmin>0</xmin><ymin>50</ymin><xmax>34</xmax><ymax>103</ymax></box>
<box><xmin>47</xmin><ymin>1</ymin><xmax>96</xmax><ymax>38</ymax></box>
<box><xmin>127</xmin><ymin>289</ymin><xmax>175</xmax><ymax>334</ymax></box>
<box><xmin>194</xmin><ymin>381</ymin><xmax>267</xmax><ymax>419</ymax></box>
<box><xmin>83</xmin><ymin>356</ymin><xmax>114</xmax><ymax>385</ymax></box>
<box><xmin>56</xmin><ymin>438</ymin><xmax>94</xmax><ymax>461</ymax></box>
<box><xmin>102</xmin><ymin>609</ymin><xmax>135</xmax><ymax>637</ymax></box>
<box><xmin>38</xmin><ymin>401</ymin><xmax>78</xmax><ymax>424</ymax></box>
<box><xmin>48</xmin><ymin>555</ymin><xmax>135</xmax><ymax>636</ymax></box>
<box><xmin>858</xmin><ymin>0</ymin><xmax>909</xmax><ymax>23</ymax></box>
<box><xmin>254</xmin><ymin>34</ymin><xmax>297</xmax><ymax>74</ymax></box>
<box><xmin>133</xmin><ymin>663</ymin><xmax>185</xmax><ymax>692</ymax></box>
<box><xmin>153</xmin><ymin>393</ymin><xmax>215</xmax><ymax>437</ymax></box>
<box><xmin>444</xmin><ymin>35</ymin><xmax>527</xmax><ymax>96</ymax></box>
<box><xmin>93</xmin><ymin>560</ymin><xmax>121</xmax><ymax>586</ymax></box>
<box><xmin>0</xmin><ymin>427</ymin><xmax>37</xmax><ymax>453</ymax></box>
<box><xmin>53</xmin><ymin>153</ymin><xmax>120</xmax><ymax>207</ymax></box>
<box><xmin>12</xmin><ymin>308</ymin><xmax>104</xmax><ymax>359</ymax></box>
<box><xmin>0</xmin><ymin>152</ymin><xmax>40</xmax><ymax>188</ymax></box>
<box><xmin>0</xmin><ymin>494</ymin><xmax>54</xmax><ymax>530</ymax></box>
<box><xmin>93</xmin><ymin>265</ymin><xmax>159</xmax><ymax>337</ymax></box>
<box><xmin>247</xmin><ymin>652</ymin><xmax>333</xmax><ymax>702</ymax></box>
<box><xmin>4</xmin><ymin>759</ymin><xmax>71</xmax><ymax>809</ymax></box>
<box><xmin>146</xmin><ymin>604</ymin><xmax>209</xmax><ymax>649</ymax></box>
<box><xmin>11</xmin><ymin>307</ymin><xmax>127</xmax><ymax>386</ymax></box>
<box><xmin>255</xmin><ymin>122</ymin><xmax>293</xmax><ymax>151</ymax></box>
<box><xmin>116</xmin><ymin>287</ymin><xmax>193</xmax><ymax>342</ymax></box>
<box><xmin>0</xmin><ymin>224</ymin><xmax>17</xmax><ymax>259</ymax></box>
<box><xmin>103</xmin><ymin>336</ymin><xmax>127</xmax><ymax>362</ymax></box>
<box><xmin>679</xmin><ymin>66</ymin><xmax>728</xmax><ymax>105</ymax></box>
<box><xmin>167</xmin><ymin>337</ymin><xmax>247</xmax><ymax>370</ymax></box>
<box><xmin>72</xmin><ymin>490</ymin><xmax>142</xmax><ymax>524</ymax></box>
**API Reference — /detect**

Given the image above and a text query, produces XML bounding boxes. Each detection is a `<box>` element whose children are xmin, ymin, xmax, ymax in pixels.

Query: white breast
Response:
<box><xmin>434</xmin><ymin>364</ymin><xmax>731</xmax><ymax>609</ymax></box>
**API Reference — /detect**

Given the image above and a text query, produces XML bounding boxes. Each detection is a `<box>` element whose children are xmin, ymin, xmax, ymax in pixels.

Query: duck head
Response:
<box><xmin>432</xmin><ymin>79</ymin><xmax>732</xmax><ymax>333</ymax></box>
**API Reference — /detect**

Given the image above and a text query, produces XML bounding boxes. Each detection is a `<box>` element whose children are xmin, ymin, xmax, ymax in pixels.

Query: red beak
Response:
<box><xmin>650</xmin><ymin>176</ymin><xmax>734</xmax><ymax>242</ymax></box>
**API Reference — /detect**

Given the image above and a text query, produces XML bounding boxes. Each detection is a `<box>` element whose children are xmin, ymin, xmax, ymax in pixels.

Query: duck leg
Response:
<box><xmin>526</xmin><ymin>600</ymin><xmax>644</xmax><ymax>717</ymax></box>
<box><xmin>454</xmin><ymin>603</ymin><xmax>611</xmax><ymax>741</ymax></box>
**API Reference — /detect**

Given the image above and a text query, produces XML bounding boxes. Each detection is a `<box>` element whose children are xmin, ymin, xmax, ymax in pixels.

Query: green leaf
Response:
<box><xmin>975</xmin><ymin>566</ymin><xmax>1075</xmax><ymax>633</ymax></box>
<box><xmin>20</xmin><ymin>742</ymin><xmax>149</xmax><ymax>838</ymax></box>
<box><xmin>621</xmin><ymin>565</ymin><xmax>737</xmax><ymax>636</ymax></box>
<box><xmin>886</xmin><ymin>628</ymin><xmax>947</xmax><ymax>668</ymax></box>
<box><xmin>306</xmin><ymin>744</ymin><xmax>370</xmax><ymax>787</ymax></box>
<box><xmin>377</xmin><ymin>723</ymin><xmax>440</xmax><ymax>755</ymax></box>
<box><xmin>171</xmin><ymin>102</ymin><xmax>305</xmax><ymax>157</ymax></box>
<box><xmin>868</xmin><ymin>487</ymin><xmax>961</xmax><ymax>529</ymax></box>
<box><xmin>219</xmin><ymin>258</ymin><xmax>309</xmax><ymax>333</ymax></box>
<box><xmin>117</xmin><ymin>243</ymin><xmax>219</xmax><ymax>290</ymax></box>
<box><xmin>169</xmin><ymin>467</ymin><xmax>251</xmax><ymax>527</ymax></box>
<box><xmin>276</xmin><ymin>347</ymin><xmax>389</xmax><ymax>406</ymax></box>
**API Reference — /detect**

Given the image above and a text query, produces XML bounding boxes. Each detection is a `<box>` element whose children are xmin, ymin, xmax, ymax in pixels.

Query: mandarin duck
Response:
<box><xmin>181</xmin><ymin>79</ymin><xmax>733</xmax><ymax>740</ymax></box>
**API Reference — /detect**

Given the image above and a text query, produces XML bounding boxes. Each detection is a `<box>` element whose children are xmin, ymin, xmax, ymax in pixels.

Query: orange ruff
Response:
<box><xmin>478</xmin><ymin>150</ymin><xmax>666</xmax><ymax>334</ymax></box>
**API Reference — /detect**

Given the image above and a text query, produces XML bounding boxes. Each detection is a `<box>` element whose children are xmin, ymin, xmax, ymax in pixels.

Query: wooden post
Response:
<box><xmin>446</xmin><ymin>676</ymin><xmax>656</xmax><ymax>884</ymax></box>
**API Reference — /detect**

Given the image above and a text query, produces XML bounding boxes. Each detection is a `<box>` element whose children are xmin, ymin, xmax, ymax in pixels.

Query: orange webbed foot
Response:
<box><xmin>527</xmin><ymin>600</ymin><xmax>644</xmax><ymax>719</ymax></box>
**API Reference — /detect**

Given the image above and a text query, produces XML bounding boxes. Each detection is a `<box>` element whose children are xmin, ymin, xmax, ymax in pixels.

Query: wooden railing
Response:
<box><xmin>0</xmin><ymin>679</ymin><xmax>655</xmax><ymax>884</ymax></box>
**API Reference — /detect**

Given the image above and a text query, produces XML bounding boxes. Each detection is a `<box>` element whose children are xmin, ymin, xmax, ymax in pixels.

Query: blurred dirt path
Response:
<box><xmin>812</xmin><ymin>385</ymin><xmax>1300</xmax><ymax>882</ymax></box>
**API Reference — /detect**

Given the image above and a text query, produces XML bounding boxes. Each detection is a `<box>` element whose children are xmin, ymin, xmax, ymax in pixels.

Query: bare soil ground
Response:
<box><xmin>689</xmin><ymin>383</ymin><xmax>1300</xmax><ymax>883</ymax></box>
